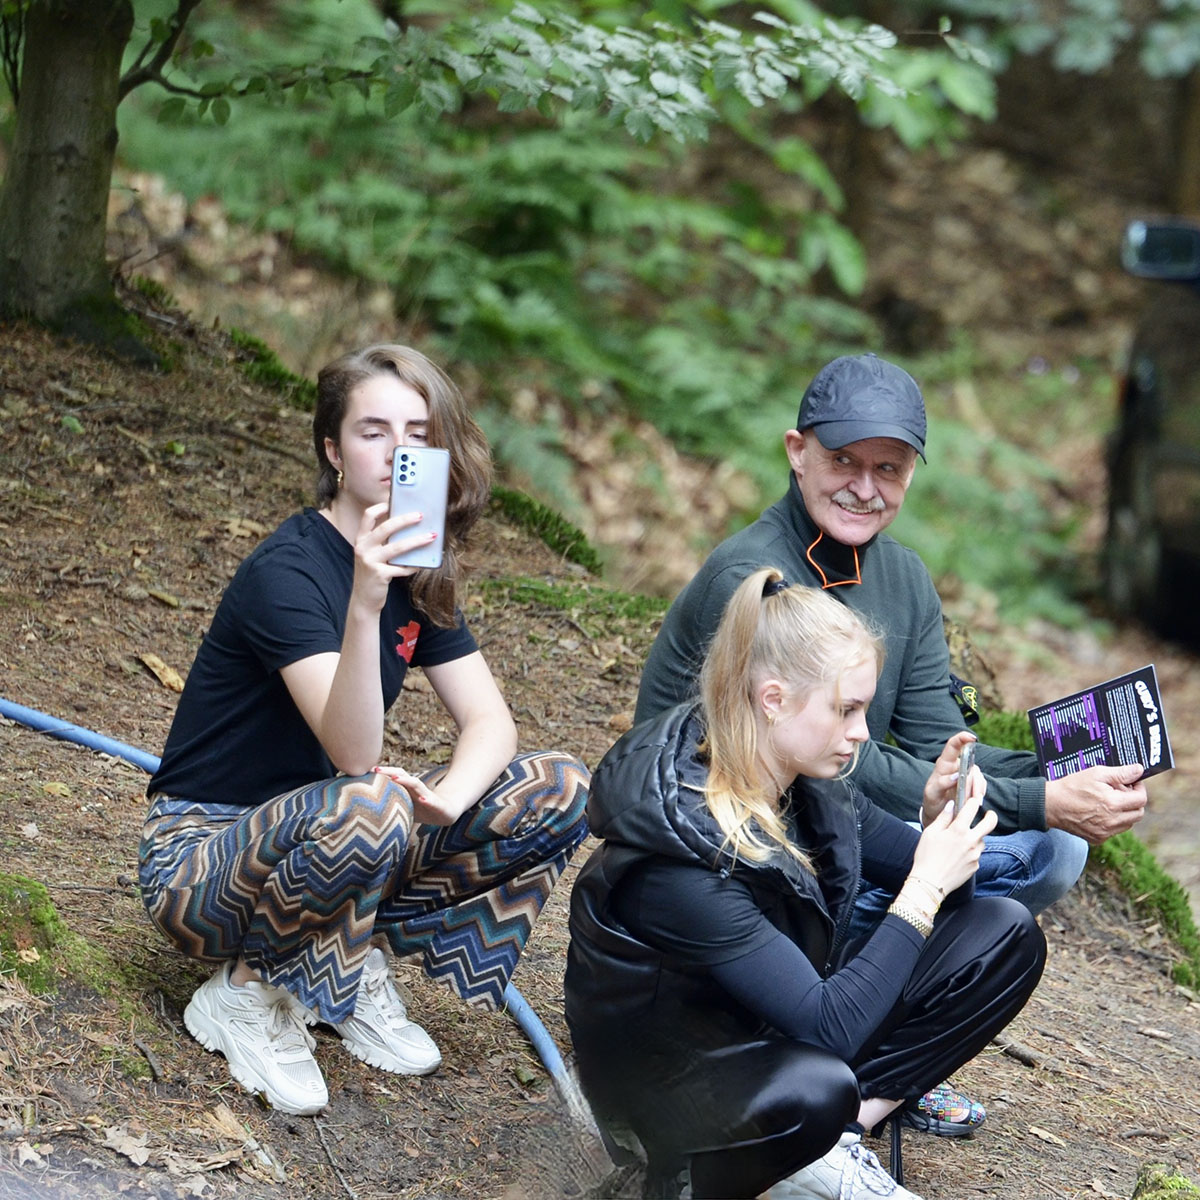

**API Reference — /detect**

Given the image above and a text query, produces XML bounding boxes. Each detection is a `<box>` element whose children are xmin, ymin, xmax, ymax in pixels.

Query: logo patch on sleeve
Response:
<box><xmin>395</xmin><ymin>620</ymin><xmax>420</xmax><ymax>663</ymax></box>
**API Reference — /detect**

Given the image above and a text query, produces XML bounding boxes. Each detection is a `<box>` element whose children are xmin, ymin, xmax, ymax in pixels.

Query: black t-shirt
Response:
<box><xmin>148</xmin><ymin>508</ymin><xmax>477</xmax><ymax>807</ymax></box>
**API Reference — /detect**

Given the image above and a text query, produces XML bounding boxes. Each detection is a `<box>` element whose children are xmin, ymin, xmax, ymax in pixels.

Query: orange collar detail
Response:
<box><xmin>805</xmin><ymin>531</ymin><xmax>862</xmax><ymax>588</ymax></box>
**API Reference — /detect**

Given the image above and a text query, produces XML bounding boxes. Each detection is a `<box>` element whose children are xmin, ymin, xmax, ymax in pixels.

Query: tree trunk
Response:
<box><xmin>1171</xmin><ymin>69</ymin><xmax>1200</xmax><ymax>216</ymax></box>
<box><xmin>0</xmin><ymin>0</ymin><xmax>134</xmax><ymax>324</ymax></box>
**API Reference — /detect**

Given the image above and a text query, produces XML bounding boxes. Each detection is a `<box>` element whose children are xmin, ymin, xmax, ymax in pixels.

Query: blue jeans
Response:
<box><xmin>850</xmin><ymin>827</ymin><xmax>1089</xmax><ymax>943</ymax></box>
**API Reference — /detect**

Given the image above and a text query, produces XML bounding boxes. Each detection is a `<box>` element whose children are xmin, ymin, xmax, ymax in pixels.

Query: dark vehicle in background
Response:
<box><xmin>1104</xmin><ymin>220</ymin><xmax>1200</xmax><ymax>639</ymax></box>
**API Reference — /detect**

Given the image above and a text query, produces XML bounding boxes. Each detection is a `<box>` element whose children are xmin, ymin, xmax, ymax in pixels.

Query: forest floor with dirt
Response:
<box><xmin>3</xmin><ymin>126</ymin><xmax>1200</xmax><ymax>1199</ymax></box>
<box><xmin>1</xmin><ymin>314</ymin><xmax>1198</xmax><ymax>1200</ymax></box>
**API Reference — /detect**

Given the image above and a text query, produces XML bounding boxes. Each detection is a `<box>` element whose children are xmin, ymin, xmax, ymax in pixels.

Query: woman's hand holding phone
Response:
<box><xmin>921</xmin><ymin>732</ymin><xmax>984</xmax><ymax>827</ymax></box>
<box><xmin>912</xmin><ymin>734</ymin><xmax>996</xmax><ymax>895</ymax></box>
<box><xmin>348</xmin><ymin>503</ymin><xmax>434</xmax><ymax>613</ymax></box>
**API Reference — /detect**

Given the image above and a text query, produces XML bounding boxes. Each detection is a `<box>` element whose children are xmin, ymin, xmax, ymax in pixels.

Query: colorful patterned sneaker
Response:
<box><xmin>901</xmin><ymin>1083</ymin><xmax>986</xmax><ymax>1137</ymax></box>
<box><xmin>764</xmin><ymin>1131</ymin><xmax>924</xmax><ymax>1199</ymax></box>
<box><xmin>184</xmin><ymin>961</ymin><xmax>328</xmax><ymax>1116</ymax></box>
<box><xmin>334</xmin><ymin>947</ymin><xmax>442</xmax><ymax>1076</ymax></box>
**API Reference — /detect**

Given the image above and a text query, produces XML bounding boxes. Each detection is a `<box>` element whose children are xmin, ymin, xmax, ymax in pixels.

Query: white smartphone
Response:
<box><xmin>388</xmin><ymin>446</ymin><xmax>450</xmax><ymax>569</ymax></box>
<box><xmin>954</xmin><ymin>741</ymin><xmax>977</xmax><ymax>816</ymax></box>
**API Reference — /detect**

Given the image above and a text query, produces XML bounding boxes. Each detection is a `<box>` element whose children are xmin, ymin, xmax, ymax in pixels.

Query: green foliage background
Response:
<box><xmin>106</xmin><ymin>0</ymin><xmax>1101</xmax><ymax>625</ymax></box>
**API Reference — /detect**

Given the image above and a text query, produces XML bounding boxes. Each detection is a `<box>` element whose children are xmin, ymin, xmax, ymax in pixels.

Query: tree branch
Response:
<box><xmin>118</xmin><ymin>0</ymin><xmax>203</xmax><ymax>100</ymax></box>
<box><xmin>0</xmin><ymin>0</ymin><xmax>26</xmax><ymax>107</ymax></box>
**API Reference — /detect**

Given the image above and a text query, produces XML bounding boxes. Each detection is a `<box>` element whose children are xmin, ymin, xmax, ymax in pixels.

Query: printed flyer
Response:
<box><xmin>1027</xmin><ymin>664</ymin><xmax>1173</xmax><ymax>780</ymax></box>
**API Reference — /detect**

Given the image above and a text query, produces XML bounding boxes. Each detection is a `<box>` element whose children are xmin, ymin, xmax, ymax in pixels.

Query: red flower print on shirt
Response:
<box><xmin>395</xmin><ymin>620</ymin><xmax>420</xmax><ymax>663</ymax></box>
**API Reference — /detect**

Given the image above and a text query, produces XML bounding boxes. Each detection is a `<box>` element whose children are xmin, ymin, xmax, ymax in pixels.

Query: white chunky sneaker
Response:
<box><xmin>334</xmin><ymin>947</ymin><xmax>442</xmax><ymax>1076</ymax></box>
<box><xmin>764</xmin><ymin>1132</ymin><xmax>924</xmax><ymax>1200</ymax></box>
<box><xmin>184</xmin><ymin>962</ymin><xmax>328</xmax><ymax>1116</ymax></box>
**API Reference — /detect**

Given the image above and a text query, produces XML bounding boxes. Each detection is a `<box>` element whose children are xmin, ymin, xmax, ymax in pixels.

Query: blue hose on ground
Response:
<box><xmin>0</xmin><ymin>694</ymin><xmax>598</xmax><ymax>1131</ymax></box>
<box><xmin>0</xmin><ymin>696</ymin><xmax>162</xmax><ymax>774</ymax></box>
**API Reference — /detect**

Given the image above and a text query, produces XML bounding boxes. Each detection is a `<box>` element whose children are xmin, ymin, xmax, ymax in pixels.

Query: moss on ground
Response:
<box><xmin>228</xmin><ymin>326</ymin><xmax>317</xmax><ymax>410</ymax></box>
<box><xmin>489</xmin><ymin>487</ymin><xmax>602</xmax><ymax>574</ymax></box>
<box><xmin>476</xmin><ymin>574</ymin><xmax>667</xmax><ymax>634</ymax></box>
<box><xmin>1133</xmin><ymin>1163</ymin><xmax>1200</xmax><ymax>1197</ymax></box>
<box><xmin>0</xmin><ymin>873</ymin><xmax>127</xmax><ymax>995</ymax></box>
<box><xmin>54</xmin><ymin>292</ymin><xmax>166</xmax><ymax>369</ymax></box>
<box><xmin>0</xmin><ymin>873</ymin><xmax>66</xmax><ymax>992</ymax></box>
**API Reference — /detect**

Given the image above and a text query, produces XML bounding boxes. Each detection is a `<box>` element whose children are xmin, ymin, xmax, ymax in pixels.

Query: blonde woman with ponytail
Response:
<box><xmin>565</xmin><ymin>568</ymin><xmax>1046</xmax><ymax>1200</ymax></box>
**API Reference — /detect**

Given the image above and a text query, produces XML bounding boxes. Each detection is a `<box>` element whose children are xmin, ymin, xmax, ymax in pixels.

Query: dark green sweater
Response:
<box><xmin>634</xmin><ymin>474</ymin><xmax>1045</xmax><ymax>833</ymax></box>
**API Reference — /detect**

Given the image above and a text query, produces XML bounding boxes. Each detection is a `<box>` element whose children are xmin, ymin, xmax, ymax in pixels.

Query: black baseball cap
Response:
<box><xmin>796</xmin><ymin>353</ymin><xmax>927</xmax><ymax>460</ymax></box>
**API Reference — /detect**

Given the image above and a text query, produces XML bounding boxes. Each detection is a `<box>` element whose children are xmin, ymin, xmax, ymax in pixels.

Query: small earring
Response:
<box><xmin>336</xmin><ymin>468</ymin><xmax>344</xmax><ymax>489</ymax></box>
<box><xmin>766</xmin><ymin>712</ymin><xmax>776</xmax><ymax>726</ymax></box>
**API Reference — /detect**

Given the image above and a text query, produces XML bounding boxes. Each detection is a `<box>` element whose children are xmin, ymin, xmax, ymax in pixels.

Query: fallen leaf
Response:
<box><xmin>1138</xmin><ymin>1027</ymin><xmax>1173</xmax><ymax>1040</ymax></box>
<box><xmin>17</xmin><ymin>948</ymin><xmax>40</xmax><ymax>964</ymax></box>
<box><xmin>200</xmin><ymin>1103</ymin><xmax>247</xmax><ymax>1141</ymax></box>
<box><xmin>1028</xmin><ymin>1125</ymin><xmax>1067</xmax><ymax>1148</ymax></box>
<box><xmin>41</xmin><ymin>781</ymin><xmax>71</xmax><ymax>798</ymax></box>
<box><xmin>1089</xmin><ymin>1180</ymin><xmax>1124</xmax><ymax>1198</ymax></box>
<box><xmin>20</xmin><ymin>821</ymin><xmax>39</xmax><ymax>839</ymax></box>
<box><xmin>15</xmin><ymin>1141</ymin><xmax>46</xmax><ymax>1167</ymax></box>
<box><xmin>103</xmin><ymin>1125</ymin><xmax>152</xmax><ymax>1166</ymax></box>
<box><xmin>148</xmin><ymin>588</ymin><xmax>180</xmax><ymax>608</ymax></box>
<box><xmin>225</xmin><ymin>517</ymin><xmax>268</xmax><ymax>538</ymax></box>
<box><xmin>138</xmin><ymin>652</ymin><xmax>184</xmax><ymax>692</ymax></box>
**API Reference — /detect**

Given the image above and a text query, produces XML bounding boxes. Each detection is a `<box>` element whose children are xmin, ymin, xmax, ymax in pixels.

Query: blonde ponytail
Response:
<box><xmin>697</xmin><ymin>568</ymin><xmax>881</xmax><ymax>867</ymax></box>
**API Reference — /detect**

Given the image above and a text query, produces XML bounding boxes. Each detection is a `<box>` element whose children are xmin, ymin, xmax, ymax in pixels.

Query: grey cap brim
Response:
<box><xmin>812</xmin><ymin>419</ymin><xmax>927</xmax><ymax>461</ymax></box>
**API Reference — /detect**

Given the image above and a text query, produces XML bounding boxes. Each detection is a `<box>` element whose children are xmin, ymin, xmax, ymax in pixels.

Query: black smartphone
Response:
<box><xmin>388</xmin><ymin>447</ymin><xmax>450</xmax><ymax>569</ymax></box>
<box><xmin>954</xmin><ymin>741</ymin><xmax>977</xmax><ymax>816</ymax></box>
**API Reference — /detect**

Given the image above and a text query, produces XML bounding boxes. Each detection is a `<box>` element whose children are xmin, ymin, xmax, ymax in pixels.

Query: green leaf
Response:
<box><xmin>384</xmin><ymin>77</ymin><xmax>418</xmax><ymax>116</ymax></box>
<box><xmin>60</xmin><ymin>415</ymin><xmax>83</xmax><ymax>435</ymax></box>
<box><xmin>157</xmin><ymin>97</ymin><xmax>187</xmax><ymax>123</ymax></box>
<box><xmin>771</xmin><ymin>137</ymin><xmax>843</xmax><ymax>208</ymax></box>
<box><xmin>623</xmin><ymin>108</ymin><xmax>657</xmax><ymax>141</ymax></box>
<box><xmin>211</xmin><ymin>96</ymin><xmax>231</xmax><ymax>125</ymax></box>
<box><xmin>497</xmin><ymin>89</ymin><xmax>531</xmax><ymax>113</ymax></box>
<box><xmin>936</xmin><ymin>60</ymin><xmax>993</xmax><ymax>118</ymax></box>
<box><xmin>821</xmin><ymin>220</ymin><xmax>867</xmax><ymax>295</ymax></box>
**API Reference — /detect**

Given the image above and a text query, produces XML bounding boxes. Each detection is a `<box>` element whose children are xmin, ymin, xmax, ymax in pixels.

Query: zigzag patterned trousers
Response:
<box><xmin>138</xmin><ymin>750</ymin><xmax>589</xmax><ymax>1023</ymax></box>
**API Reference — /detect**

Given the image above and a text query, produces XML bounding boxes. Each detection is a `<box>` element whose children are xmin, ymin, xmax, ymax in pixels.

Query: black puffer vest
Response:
<box><xmin>565</xmin><ymin>704</ymin><xmax>873</xmax><ymax>1075</ymax></box>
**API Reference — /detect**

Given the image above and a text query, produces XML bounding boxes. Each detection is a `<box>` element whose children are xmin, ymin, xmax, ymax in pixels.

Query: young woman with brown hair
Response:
<box><xmin>139</xmin><ymin>344</ymin><xmax>589</xmax><ymax>1115</ymax></box>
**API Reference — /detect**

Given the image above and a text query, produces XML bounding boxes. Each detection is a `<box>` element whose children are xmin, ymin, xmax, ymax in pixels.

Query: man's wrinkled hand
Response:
<box><xmin>1044</xmin><ymin>764</ymin><xmax>1147</xmax><ymax>844</ymax></box>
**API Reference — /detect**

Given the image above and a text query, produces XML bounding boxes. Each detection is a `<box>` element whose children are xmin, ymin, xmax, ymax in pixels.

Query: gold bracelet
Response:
<box><xmin>888</xmin><ymin>901</ymin><xmax>933</xmax><ymax>938</ymax></box>
<box><xmin>907</xmin><ymin>875</ymin><xmax>945</xmax><ymax>902</ymax></box>
<box><xmin>895</xmin><ymin>885</ymin><xmax>938</xmax><ymax>923</ymax></box>
<box><xmin>903</xmin><ymin>880</ymin><xmax>944</xmax><ymax>912</ymax></box>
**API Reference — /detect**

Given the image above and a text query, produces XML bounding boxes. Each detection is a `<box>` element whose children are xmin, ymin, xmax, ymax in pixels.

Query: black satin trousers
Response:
<box><xmin>579</xmin><ymin>897</ymin><xmax>1047</xmax><ymax>1200</ymax></box>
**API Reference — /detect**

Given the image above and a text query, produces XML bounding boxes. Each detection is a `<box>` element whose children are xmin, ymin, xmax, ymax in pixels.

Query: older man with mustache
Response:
<box><xmin>634</xmin><ymin>352</ymin><xmax>1147</xmax><ymax>1140</ymax></box>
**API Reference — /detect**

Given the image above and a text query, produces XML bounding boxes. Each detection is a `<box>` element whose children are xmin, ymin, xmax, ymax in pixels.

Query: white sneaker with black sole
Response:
<box><xmin>333</xmin><ymin>947</ymin><xmax>442</xmax><ymax>1076</ymax></box>
<box><xmin>184</xmin><ymin>961</ymin><xmax>328</xmax><ymax>1116</ymax></box>
<box><xmin>764</xmin><ymin>1131</ymin><xmax>924</xmax><ymax>1200</ymax></box>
